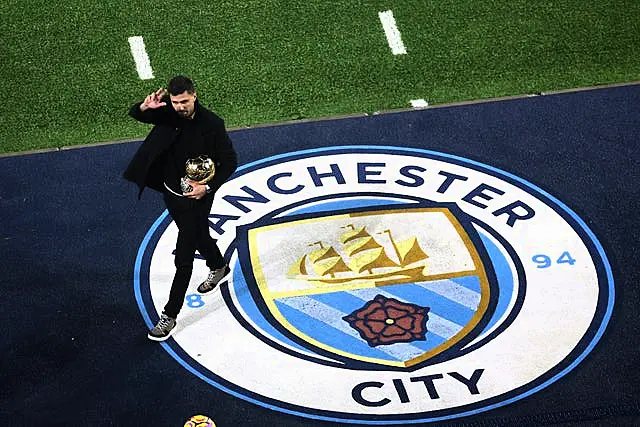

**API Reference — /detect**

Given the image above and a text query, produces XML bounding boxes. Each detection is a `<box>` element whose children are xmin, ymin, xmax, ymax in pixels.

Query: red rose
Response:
<box><xmin>343</xmin><ymin>294</ymin><xmax>429</xmax><ymax>346</ymax></box>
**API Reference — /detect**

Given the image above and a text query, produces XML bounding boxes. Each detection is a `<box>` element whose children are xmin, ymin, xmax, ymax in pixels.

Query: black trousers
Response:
<box><xmin>162</xmin><ymin>191</ymin><xmax>225</xmax><ymax>318</ymax></box>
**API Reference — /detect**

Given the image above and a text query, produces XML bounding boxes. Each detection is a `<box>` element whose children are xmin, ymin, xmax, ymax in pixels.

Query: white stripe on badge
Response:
<box><xmin>415</xmin><ymin>279</ymin><xmax>481</xmax><ymax>310</ymax></box>
<box><xmin>277</xmin><ymin>296</ymin><xmax>425</xmax><ymax>360</ymax></box>
<box><xmin>128</xmin><ymin>36</ymin><xmax>154</xmax><ymax>80</ymax></box>
<box><xmin>378</xmin><ymin>10</ymin><xmax>407</xmax><ymax>55</ymax></box>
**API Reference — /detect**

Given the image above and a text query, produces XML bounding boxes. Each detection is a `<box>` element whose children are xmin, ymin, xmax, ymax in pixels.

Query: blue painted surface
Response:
<box><xmin>3</xmin><ymin>84</ymin><xmax>637</xmax><ymax>426</ymax></box>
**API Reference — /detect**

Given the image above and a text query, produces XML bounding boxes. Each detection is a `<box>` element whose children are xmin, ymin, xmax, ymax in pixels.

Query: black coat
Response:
<box><xmin>123</xmin><ymin>98</ymin><xmax>237</xmax><ymax>199</ymax></box>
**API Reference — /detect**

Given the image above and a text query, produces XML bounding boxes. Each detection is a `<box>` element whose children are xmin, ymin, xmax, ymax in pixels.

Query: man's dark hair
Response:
<box><xmin>167</xmin><ymin>75</ymin><xmax>195</xmax><ymax>95</ymax></box>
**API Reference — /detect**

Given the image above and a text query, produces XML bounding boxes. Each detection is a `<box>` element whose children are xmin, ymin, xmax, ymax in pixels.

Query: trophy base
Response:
<box><xmin>180</xmin><ymin>177</ymin><xmax>193</xmax><ymax>193</ymax></box>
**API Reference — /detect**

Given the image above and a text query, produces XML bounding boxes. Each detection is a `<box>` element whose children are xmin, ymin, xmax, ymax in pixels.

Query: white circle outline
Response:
<box><xmin>134</xmin><ymin>145</ymin><xmax>614</xmax><ymax>424</ymax></box>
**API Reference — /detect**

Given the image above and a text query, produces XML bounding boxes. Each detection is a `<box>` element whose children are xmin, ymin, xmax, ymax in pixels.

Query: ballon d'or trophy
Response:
<box><xmin>181</xmin><ymin>155</ymin><xmax>216</xmax><ymax>193</ymax></box>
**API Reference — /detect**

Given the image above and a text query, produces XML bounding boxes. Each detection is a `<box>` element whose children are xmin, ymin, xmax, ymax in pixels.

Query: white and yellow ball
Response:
<box><xmin>184</xmin><ymin>414</ymin><xmax>216</xmax><ymax>427</ymax></box>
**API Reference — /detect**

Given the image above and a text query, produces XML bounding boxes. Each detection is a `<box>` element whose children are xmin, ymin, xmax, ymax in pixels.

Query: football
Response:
<box><xmin>184</xmin><ymin>414</ymin><xmax>216</xmax><ymax>427</ymax></box>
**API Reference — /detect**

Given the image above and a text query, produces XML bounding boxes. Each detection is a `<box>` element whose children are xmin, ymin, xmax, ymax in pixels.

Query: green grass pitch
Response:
<box><xmin>1</xmin><ymin>0</ymin><xmax>639</xmax><ymax>154</ymax></box>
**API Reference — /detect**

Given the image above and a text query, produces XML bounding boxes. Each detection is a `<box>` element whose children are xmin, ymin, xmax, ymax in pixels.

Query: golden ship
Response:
<box><xmin>287</xmin><ymin>224</ymin><xmax>430</xmax><ymax>286</ymax></box>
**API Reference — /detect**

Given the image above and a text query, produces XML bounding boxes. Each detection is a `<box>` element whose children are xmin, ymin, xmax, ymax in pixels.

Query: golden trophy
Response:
<box><xmin>180</xmin><ymin>155</ymin><xmax>216</xmax><ymax>193</ymax></box>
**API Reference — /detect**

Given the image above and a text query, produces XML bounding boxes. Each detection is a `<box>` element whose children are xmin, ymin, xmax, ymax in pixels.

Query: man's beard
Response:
<box><xmin>178</xmin><ymin>109</ymin><xmax>194</xmax><ymax>118</ymax></box>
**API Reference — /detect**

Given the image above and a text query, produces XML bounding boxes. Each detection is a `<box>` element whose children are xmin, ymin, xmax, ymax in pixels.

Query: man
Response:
<box><xmin>124</xmin><ymin>75</ymin><xmax>237</xmax><ymax>341</ymax></box>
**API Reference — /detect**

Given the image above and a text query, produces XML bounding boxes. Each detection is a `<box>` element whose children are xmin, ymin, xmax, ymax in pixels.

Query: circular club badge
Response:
<box><xmin>135</xmin><ymin>146</ymin><xmax>614</xmax><ymax>424</ymax></box>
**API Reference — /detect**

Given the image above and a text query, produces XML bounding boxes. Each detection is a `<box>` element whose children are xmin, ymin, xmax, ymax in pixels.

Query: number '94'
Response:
<box><xmin>532</xmin><ymin>251</ymin><xmax>576</xmax><ymax>268</ymax></box>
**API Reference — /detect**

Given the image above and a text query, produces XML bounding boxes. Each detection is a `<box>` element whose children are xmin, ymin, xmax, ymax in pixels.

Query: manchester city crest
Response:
<box><xmin>238</xmin><ymin>204</ymin><xmax>496</xmax><ymax>369</ymax></box>
<box><xmin>135</xmin><ymin>146</ymin><xmax>613</xmax><ymax>424</ymax></box>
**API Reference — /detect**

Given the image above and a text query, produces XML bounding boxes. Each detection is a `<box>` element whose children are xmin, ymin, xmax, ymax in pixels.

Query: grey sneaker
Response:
<box><xmin>197</xmin><ymin>265</ymin><xmax>230</xmax><ymax>294</ymax></box>
<box><xmin>147</xmin><ymin>313</ymin><xmax>177</xmax><ymax>341</ymax></box>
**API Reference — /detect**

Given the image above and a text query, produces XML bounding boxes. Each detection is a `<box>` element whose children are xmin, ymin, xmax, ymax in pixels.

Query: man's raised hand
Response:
<box><xmin>140</xmin><ymin>88</ymin><xmax>168</xmax><ymax>111</ymax></box>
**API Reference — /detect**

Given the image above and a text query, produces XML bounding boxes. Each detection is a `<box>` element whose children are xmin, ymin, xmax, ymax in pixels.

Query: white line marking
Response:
<box><xmin>378</xmin><ymin>10</ymin><xmax>407</xmax><ymax>55</ymax></box>
<box><xmin>410</xmin><ymin>99</ymin><xmax>429</xmax><ymax>108</ymax></box>
<box><xmin>128</xmin><ymin>36</ymin><xmax>154</xmax><ymax>80</ymax></box>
